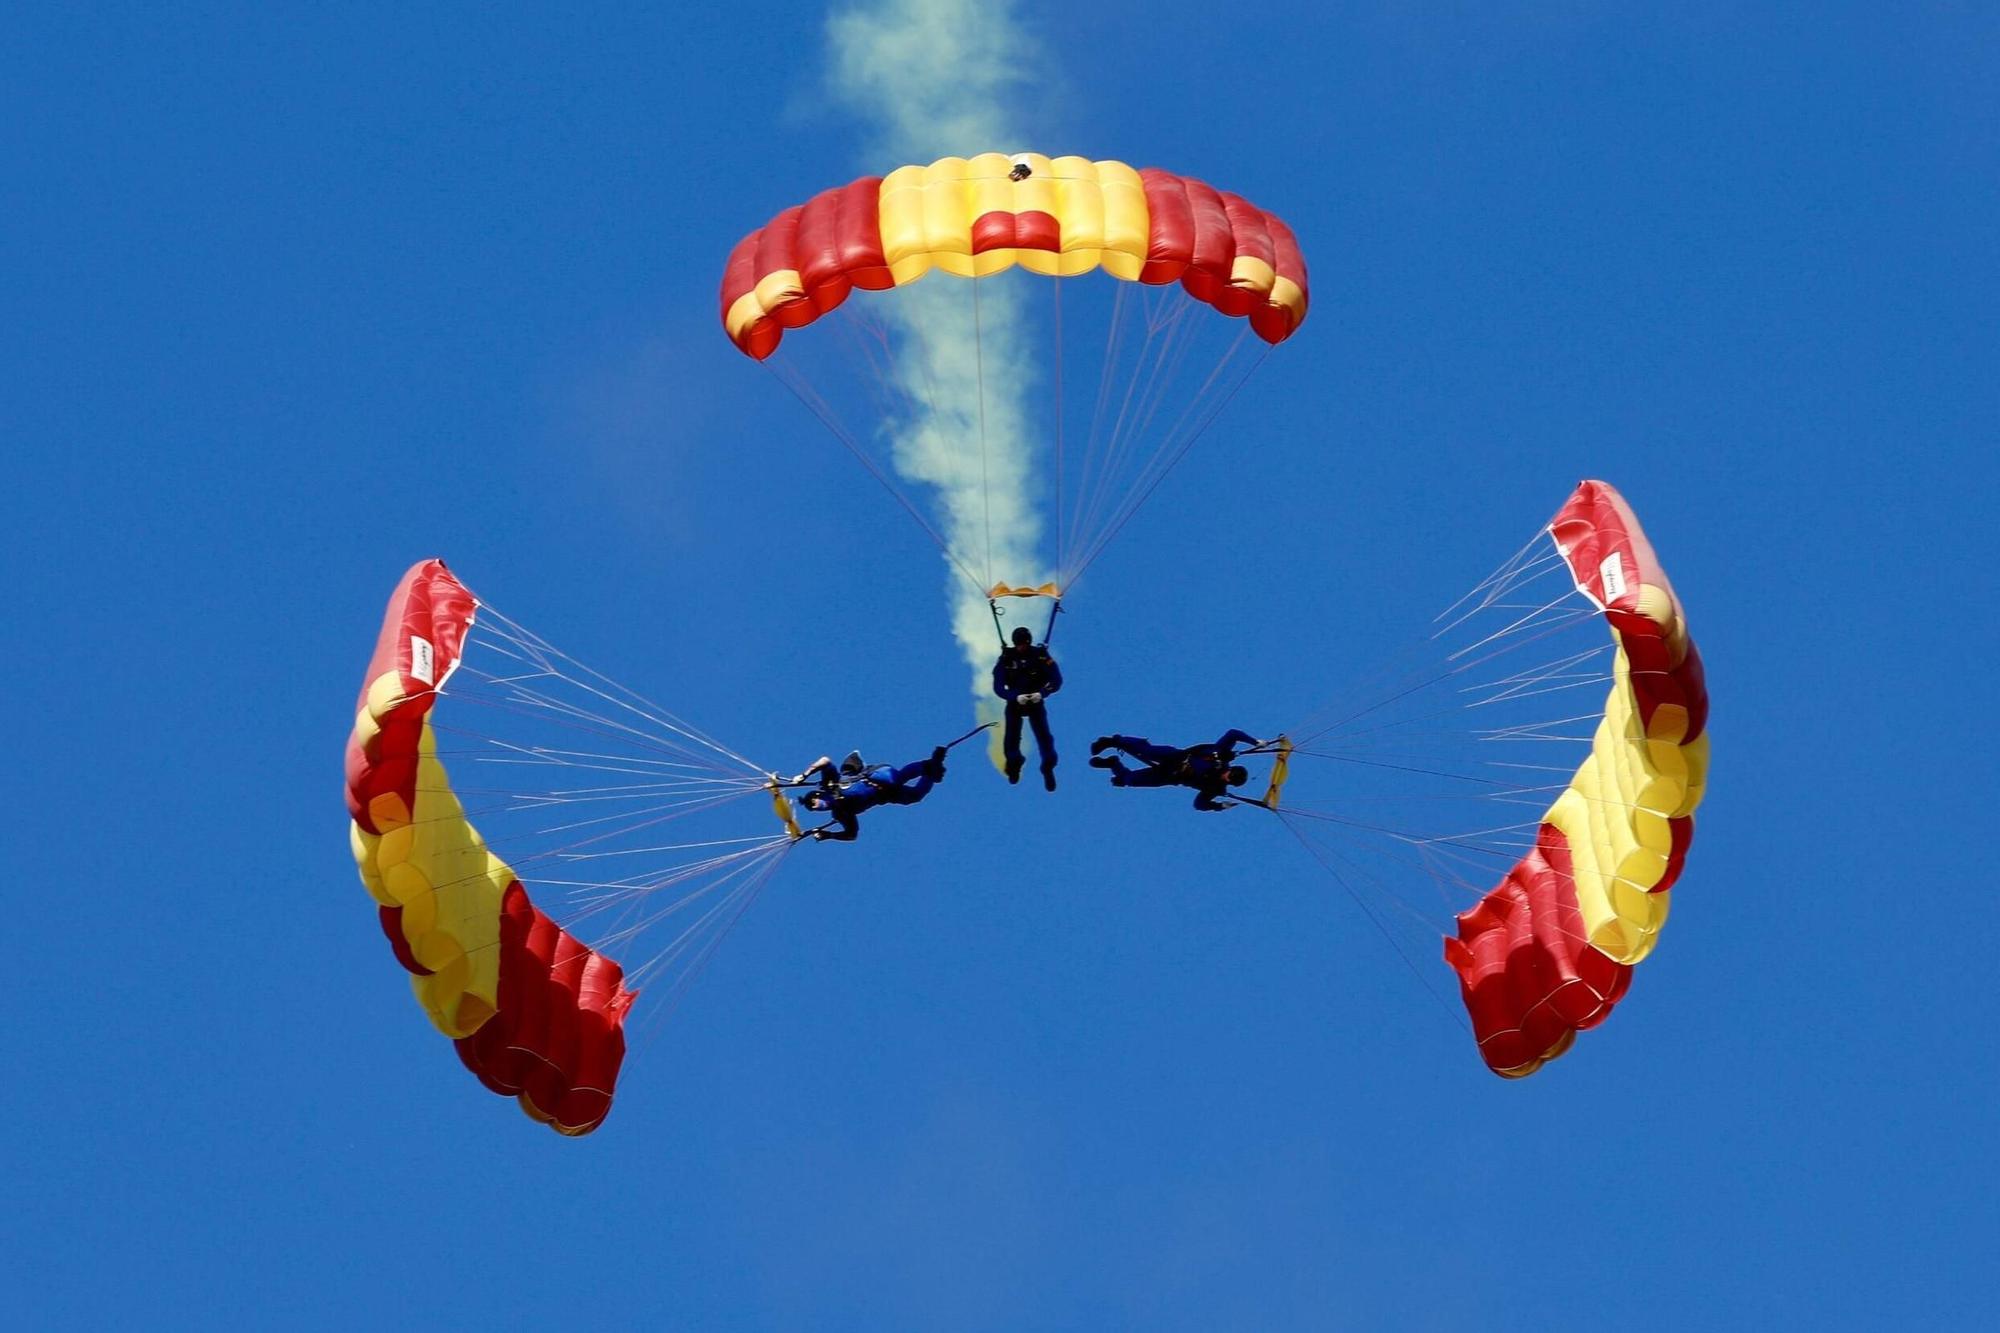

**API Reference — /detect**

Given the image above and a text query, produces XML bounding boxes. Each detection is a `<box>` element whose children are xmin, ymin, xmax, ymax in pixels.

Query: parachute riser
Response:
<box><xmin>988</xmin><ymin>594</ymin><xmax>1064</xmax><ymax>648</ymax></box>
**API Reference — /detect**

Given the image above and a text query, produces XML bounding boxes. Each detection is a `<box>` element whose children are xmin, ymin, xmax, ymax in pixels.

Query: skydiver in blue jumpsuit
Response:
<box><xmin>992</xmin><ymin>626</ymin><xmax>1063</xmax><ymax>791</ymax></box>
<box><xmin>792</xmin><ymin>747</ymin><xmax>950</xmax><ymax>841</ymax></box>
<box><xmin>1088</xmin><ymin>728</ymin><xmax>1270</xmax><ymax>810</ymax></box>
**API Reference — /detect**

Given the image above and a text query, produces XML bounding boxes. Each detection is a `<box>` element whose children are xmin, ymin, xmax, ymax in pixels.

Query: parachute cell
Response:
<box><xmin>719</xmin><ymin>152</ymin><xmax>1309</xmax><ymax>360</ymax></box>
<box><xmin>1442</xmin><ymin>481</ymin><xmax>1710</xmax><ymax>1077</ymax></box>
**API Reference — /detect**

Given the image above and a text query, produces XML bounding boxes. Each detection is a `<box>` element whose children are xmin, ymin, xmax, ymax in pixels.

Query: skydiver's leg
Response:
<box><xmin>1113</xmin><ymin>765</ymin><xmax>1179</xmax><ymax>789</ymax></box>
<box><xmin>1002</xmin><ymin>704</ymin><xmax>1026</xmax><ymax>781</ymax></box>
<box><xmin>1107</xmin><ymin>737</ymin><xmax>1180</xmax><ymax>766</ymax></box>
<box><xmin>1027</xmin><ymin>702</ymin><xmax>1056</xmax><ymax>775</ymax></box>
<box><xmin>886</xmin><ymin>761</ymin><xmax>938</xmax><ymax>803</ymax></box>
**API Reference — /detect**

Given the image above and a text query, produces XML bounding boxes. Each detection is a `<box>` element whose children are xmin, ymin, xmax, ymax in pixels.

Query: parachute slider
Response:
<box><xmin>1212</xmin><ymin>736</ymin><xmax>1292</xmax><ymax>811</ymax></box>
<box><xmin>1261</xmin><ymin>736</ymin><xmax>1294</xmax><ymax>809</ymax></box>
<box><xmin>988</xmin><ymin>583</ymin><xmax>1064</xmax><ymax>647</ymax></box>
<box><xmin>765</xmin><ymin>777</ymin><xmax>805</xmax><ymax>840</ymax></box>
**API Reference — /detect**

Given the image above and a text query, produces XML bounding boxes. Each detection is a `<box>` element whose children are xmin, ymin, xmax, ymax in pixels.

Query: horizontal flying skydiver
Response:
<box><xmin>784</xmin><ymin>726</ymin><xmax>992</xmax><ymax>840</ymax></box>
<box><xmin>1088</xmin><ymin>728</ymin><xmax>1274</xmax><ymax>811</ymax></box>
<box><xmin>787</xmin><ymin>748</ymin><xmax>947</xmax><ymax>841</ymax></box>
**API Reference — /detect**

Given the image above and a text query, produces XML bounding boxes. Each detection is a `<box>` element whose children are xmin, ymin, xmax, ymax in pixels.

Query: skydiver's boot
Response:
<box><xmin>1089</xmin><ymin>736</ymin><xmax>1116</xmax><ymax>755</ymax></box>
<box><xmin>1042</xmin><ymin>766</ymin><xmax>1057</xmax><ymax>792</ymax></box>
<box><xmin>1088</xmin><ymin>755</ymin><xmax>1118</xmax><ymax>769</ymax></box>
<box><xmin>1005</xmin><ymin>761</ymin><xmax>1022</xmax><ymax>784</ymax></box>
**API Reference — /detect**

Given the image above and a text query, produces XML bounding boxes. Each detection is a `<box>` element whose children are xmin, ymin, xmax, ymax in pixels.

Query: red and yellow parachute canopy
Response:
<box><xmin>1443</xmin><ymin>481</ymin><xmax>1710</xmax><ymax>1076</ymax></box>
<box><xmin>344</xmin><ymin>560</ymin><xmax>633</xmax><ymax>1135</ymax></box>
<box><xmin>719</xmin><ymin>151</ymin><xmax>1310</xmax><ymax>606</ymax></box>
<box><xmin>720</xmin><ymin>151</ymin><xmax>1308</xmax><ymax>357</ymax></box>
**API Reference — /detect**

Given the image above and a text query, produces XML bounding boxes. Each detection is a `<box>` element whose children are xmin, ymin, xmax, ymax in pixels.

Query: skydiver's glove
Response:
<box><xmin>1017</xmin><ymin>692</ymin><xmax>1042</xmax><ymax>706</ymax></box>
<box><xmin>931</xmin><ymin>746</ymin><xmax>949</xmax><ymax>764</ymax></box>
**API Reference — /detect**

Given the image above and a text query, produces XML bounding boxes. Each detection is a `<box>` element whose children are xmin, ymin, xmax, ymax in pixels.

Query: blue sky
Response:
<box><xmin>6</xmin><ymin>3</ymin><xmax>1996</xmax><ymax>1328</ymax></box>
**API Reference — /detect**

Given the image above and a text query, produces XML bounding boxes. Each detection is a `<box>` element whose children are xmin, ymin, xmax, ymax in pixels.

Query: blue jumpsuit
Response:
<box><xmin>991</xmin><ymin>645</ymin><xmax>1063</xmax><ymax>780</ymax></box>
<box><xmin>813</xmin><ymin>761</ymin><xmax>939</xmax><ymax>841</ymax></box>
<box><xmin>1095</xmin><ymin>729</ymin><xmax>1260</xmax><ymax>809</ymax></box>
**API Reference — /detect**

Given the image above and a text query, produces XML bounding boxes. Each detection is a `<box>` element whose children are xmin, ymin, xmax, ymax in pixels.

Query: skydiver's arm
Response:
<box><xmin>792</xmin><ymin>756</ymin><xmax>837</xmax><ymax>786</ymax></box>
<box><xmin>1214</xmin><ymin>729</ymin><xmax>1261</xmax><ymax>752</ymax></box>
<box><xmin>1042</xmin><ymin>656</ymin><xmax>1063</xmax><ymax>695</ymax></box>
<box><xmin>1193</xmin><ymin>791</ymin><xmax>1234</xmax><ymax>812</ymax></box>
<box><xmin>991</xmin><ymin>658</ymin><xmax>1015</xmax><ymax>701</ymax></box>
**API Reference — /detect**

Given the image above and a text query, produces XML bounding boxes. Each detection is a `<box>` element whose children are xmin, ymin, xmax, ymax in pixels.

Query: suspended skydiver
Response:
<box><xmin>785</xmin><ymin>725</ymin><xmax>991</xmax><ymax>841</ymax></box>
<box><xmin>1088</xmin><ymin>728</ymin><xmax>1273</xmax><ymax>811</ymax></box>
<box><xmin>992</xmin><ymin>625</ymin><xmax>1063</xmax><ymax>790</ymax></box>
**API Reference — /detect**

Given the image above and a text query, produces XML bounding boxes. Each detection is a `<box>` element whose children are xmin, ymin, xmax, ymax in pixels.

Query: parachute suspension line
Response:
<box><xmin>1275</xmin><ymin>812</ymin><xmax>1471</xmax><ymax>1035</ymax></box>
<box><xmin>411</xmin><ymin>771</ymin><xmax>767</xmax><ymax>840</ymax></box>
<box><xmin>1277</xmin><ymin>747</ymin><xmax>1549</xmax><ymax>792</ymax></box>
<box><xmin>1280</xmin><ymin>802</ymin><xmax>1609</xmax><ymax>962</ymax></box>
<box><xmin>1066</xmin><ymin>291</ymin><xmax>1186</xmax><ymax>579</ymax></box>
<box><xmin>1303</xmin><ymin>632</ymin><xmax>1607</xmax><ymax>755</ymax></box>
<box><xmin>1285</xmin><ymin>542</ymin><xmax>1601</xmax><ymax>750</ymax></box>
<box><xmin>428</xmin><ymin>737</ymin><xmax>762</xmax><ymax>785</ymax></box>
<box><xmin>620</xmin><ymin>837</ymin><xmax>794</xmax><ymax>1041</ymax></box>
<box><xmin>440</xmin><ymin>665</ymin><xmax>762</xmax><ymax>786</ymax></box>
<box><xmin>761</xmin><ymin>357</ymin><xmax>989</xmax><ymax>599</ymax></box>
<box><xmin>551</xmin><ymin>840</ymin><xmax>795</xmax><ymax>967</ymax></box>
<box><xmin>1067</xmin><ymin>280</ymin><xmax>1132</xmax><ymax>577</ymax></box>
<box><xmin>1333</xmin><ymin>808</ymin><xmax>1545</xmax><ymax>862</ymax></box>
<box><xmin>1082</xmin><ymin>288</ymin><xmax>1209</xmax><ymax>531</ymax></box>
<box><xmin>1051</xmin><ymin>275</ymin><xmax>1066</xmax><ymax>584</ymax></box>
<box><xmin>819</xmin><ymin>300</ymin><xmax>1006</xmax><ymax>602</ymax></box>
<box><xmin>435</xmin><ymin>785</ymin><xmax>768</xmax><ymax>879</ymax></box>
<box><xmin>1285</xmin><ymin>529</ymin><xmax>1576</xmax><ymax>752</ymax></box>
<box><xmin>350</xmin><ymin>782</ymin><xmax>774</xmax><ymax>927</ymax></box>
<box><xmin>1067</xmin><ymin>331</ymin><xmax>1268</xmax><ymax>591</ymax></box>
<box><xmin>465</xmin><ymin>605</ymin><xmax>771</xmax><ymax>779</ymax></box>
<box><xmin>1065</xmin><ymin>300</ymin><xmax>1237</xmax><ymax>585</ymax></box>
<box><xmin>1431</xmin><ymin>539</ymin><xmax>1569</xmax><ymax>637</ymax></box>
<box><xmin>564</xmin><ymin>835</ymin><xmax>792</xmax><ymax>926</ymax></box>
<box><xmin>972</xmin><ymin>275</ymin><xmax>994</xmax><ymax>587</ymax></box>
<box><xmin>1075</xmin><ymin>332</ymin><xmax>1263</xmax><ymax>584</ymax></box>
<box><xmin>1288</xmin><ymin>599</ymin><xmax>1597</xmax><ymax>751</ymax></box>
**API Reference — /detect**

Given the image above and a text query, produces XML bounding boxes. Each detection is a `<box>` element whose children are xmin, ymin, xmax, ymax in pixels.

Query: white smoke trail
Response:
<box><xmin>827</xmin><ymin>0</ymin><xmax>1049</xmax><ymax>754</ymax></box>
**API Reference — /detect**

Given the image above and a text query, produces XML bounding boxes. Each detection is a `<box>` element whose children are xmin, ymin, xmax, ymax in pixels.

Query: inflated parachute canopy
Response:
<box><xmin>1443</xmin><ymin>481</ymin><xmax>1710</xmax><ymax>1077</ymax></box>
<box><xmin>720</xmin><ymin>152</ymin><xmax>1309</xmax><ymax>359</ymax></box>
<box><xmin>345</xmin><ymin>559</ymin><xmax>634</xmax><ymax>1135</ymax></box>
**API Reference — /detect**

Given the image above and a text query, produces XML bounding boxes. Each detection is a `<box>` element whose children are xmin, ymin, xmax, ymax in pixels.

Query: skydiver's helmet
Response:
<box><xmin>839</xmin><ymin>750</ymin><xmax>866</xmax><ymax>778</ymax></box>
<box><xmin>1011</xmin><ymin>626</ymin><xmax>1034</xmax><ymax>647</ymax></box>
<box><xmin>1226</xmin><ymin>765</ymin><xmax>1249</xmax><ymax>786</ymax></box>
<box><xmin>801</xmin><ymin>789</ymin><xmax>832</xmax><ymax>811</ymax></box>
<box><xmin>1008</xmin><ymin>159</ymin><xmax>1033</xmax><ymax>181</ymax></box>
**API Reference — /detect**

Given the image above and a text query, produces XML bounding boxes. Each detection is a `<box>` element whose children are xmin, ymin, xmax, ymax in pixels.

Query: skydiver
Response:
<box><xmin>992</xmin><ymin>625</ymin><xmax>1063</xmax><ymax>790</ymax></box>
<box><xmin>1088</xmin><ymin>728</ymin><xmax>1272</xmax><ymax>811</ymax></box>
<box><xmin>789</xmin><ymin>746</ymin><xmax>950</xmax><ymax>842</ymax></box>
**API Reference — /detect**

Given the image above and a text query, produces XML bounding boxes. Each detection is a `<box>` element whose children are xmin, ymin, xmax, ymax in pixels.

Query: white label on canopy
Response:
<box><xmin>1599</xmin><ymin>552</ymin><xmax>1628</xmax><ymax>603</ymax></box>
<box><xmin>410</xmin><ymin>635</ymin><xmax>436</xmax><ymax>686</ymax></box>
